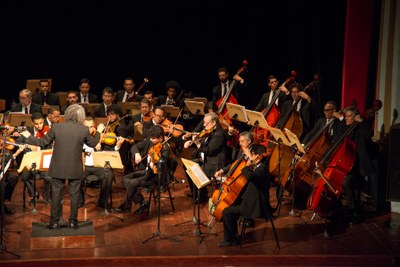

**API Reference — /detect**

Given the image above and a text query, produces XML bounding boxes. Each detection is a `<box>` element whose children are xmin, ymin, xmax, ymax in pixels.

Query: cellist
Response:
<box><xmin>334</xmin><ymin>106</ymin><xmax>378</xmax><ymax>224</ymax></box>
<box><xmin>215</xmin><ymin>144</ymin><xmax>271</xmax><ymax>247</ymax></box>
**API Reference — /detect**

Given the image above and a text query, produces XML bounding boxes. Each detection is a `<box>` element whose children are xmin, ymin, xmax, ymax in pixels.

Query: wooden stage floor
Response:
<box><xmin>1</xmin><ymin>158</ymin><xmax>399</xmax><ymax>267</ymax></box>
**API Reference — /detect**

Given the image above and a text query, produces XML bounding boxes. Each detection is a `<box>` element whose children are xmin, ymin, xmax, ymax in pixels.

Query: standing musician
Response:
<box><xmin>14</xmin><ymin>112</ymin><xmax>52</xmax><ymax>205</ymax></box>
<box><xmin>114</xmin><ymin>125</ymin><xmax>170</xmax><ymax>215</ymax></box>
<box><xmin>20</xmin><ymin>104</ymin><xmax>100</xmax><ymax>230</ymax></box>
<box><xmin>183</xmin><ymin>112</ymin><xmax>227</xmax><ymax>203</ymax></box>
<box><xmin>334</xmin><ymin>106</ymin><xmax>378</xmax><ymax>224</ymax></box>
<box><xmin>254</xmin><ymin>75</ymin><xmax>290</xmax><ymax>115</ymax></box>
<box><xmin>211</xmin><ymin>67</ymin><xmax>245</xmax><ymax>105</ymax></box>
<box><xmin>216</xmin><ymin>144</ymin><xmax>271</xmax><ymax>247</ymax></box>
<box><xmin>276</xmin><ymin>82</ymin><xmax>317</xmax><ymax>141</ymax></box>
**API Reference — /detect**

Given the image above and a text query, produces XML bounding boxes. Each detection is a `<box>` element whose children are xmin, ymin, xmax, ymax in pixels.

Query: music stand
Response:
<box><xmin>94</xmin><ymin>117</ymin><xmax>108</xmax><ymax>128</ymax></box>
<box><xmin>0</xmin><ymin>114</ymin><xmax>4</xmax><ymax>124</ymax></box>
<box><xmin>227</xmin><ymin>103</ymin><xmax>248</xmax><ymax>123</ymax></box>
<box><xmin>118</xmin><ymin>102</ymin><xmax>140</xmax><ymax>116</ymax></box>
<box><xmin>161</xmin><ymin>105</ymin><xmax>180</xmax><ymax>119</ymax></box>
<box><xmin>133</xmin><ymin>122</ymin><xmax>144</xmax><ymax>141</ymax></box>
<box><xmin>193</xmin><ymin>97</ymin><xmax>208</xmax><ymax>104</ymax></box>
<box><xmin>179</xmin><ymin>158</ymin><xmax>215</xmax><ymax>244</ymax></box>
<box><xmin>184</xmin><ymin>100</ymin><xmax>205</xmax><ymax>116</ymax></box>
<box><xmin>16</xmin><ymin>150</ymin><xmax>52</xmax><ymax>219</ymax></box>
<box><xmin>246</xmin><ymin>109</ymin><xmax>269</xmax><ymax>129</ymax></box>
<box><xmin>7</xmin><ymin>114</ymin><xmax>33</xmax><ymax>127</ymax></box>
<box><xmin>79</xmin><ymin>103</ymin><xmax>99</xmax><ymax>117</ymax></box>
<box><xmin>86</xmin><ymin>151</ymin><xmax>124</xmax><ymax>221</ymax></box>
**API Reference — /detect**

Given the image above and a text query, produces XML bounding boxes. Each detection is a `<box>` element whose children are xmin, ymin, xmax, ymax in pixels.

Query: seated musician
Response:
<box><xmin>334</xmin><ymin>106</ymin><xmax>378</xmax><ymax>224</ymax></box>
<box><xmin>254</xmin><ymin>75</ymin><xmax>289</xmax><ymax>115</ymax></box>
<box><xmin>156</xmin><ymin>80</ymin><xmax>184</xmax><ymax>109</ymax></box>
<box><xmin>97</xmin><ymin>105</ymin><xmax>133</xmax><ymax>174</ymax></box>
<box><xmin>13</xmin><ymin>112</ymin><xmax>52</xmax><ymax>205</ymax></box>
<box><xmin>31</xmin><ymin>78</ymin><xmax>60</xmax><ymax>106</ymax></box>
<box><xmin>211</xmin><ymin>66</ymin><xmax>245</xmax><ymax>105</ymax></box>
<box><xmin>216</xmin><ymin>144</ymin><xmax>271</xmax><ymax>247</ymax></box>
<box><xmin>127</xmin><ymin>98</ymin><xmax>153</xmax><ymax>142</ymax></box>
<box><xmin>143</xmin><ymin>91</ymin><xmax>155</xmax><ymax>111</ymax></box>
<box><xmin>94</xmin><ymin>87</ymin><xmax>120</xmax><ymax>118</ymax></box>
<box><xmin>10</xmin><ymin>89</ymin><xmax>43</xmax><ymax>114</ymax></box>
<box><xmin>61</xmin><ymin>90</ymin><xmax>79</xmax><ymax>115</ymax></box>
<box><xmin>80</xmin><ymin>117</ymin><xmax>117</xmax><ymax>209</ymax></box>
<box><xmin>44</xmin><ymin>107</ymin><xmax>61</xmax><ymax>128</ymax></box>
<box><xmin>115</xmin><ymin>77</ymin><xmax>142</xmax><ymax>103</ymax></box>
<box><xmin>183</xmin><ymin>112</ymin><xmax>227</xmax><ymax>203</ymax></box>
<box><xmin>113</xmin><ymin>125</ymin><xmax>170</xmax><ymax>215</ymax></box>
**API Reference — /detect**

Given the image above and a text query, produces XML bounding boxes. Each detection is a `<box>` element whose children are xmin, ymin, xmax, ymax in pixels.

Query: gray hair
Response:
<box><xmin>20</xmin><ymin>89</ymin><xmax>32</xmax><ymax>98</ymax></box>
<box><xmin>205</xmin><ymin>112</ymin><xmax>219</xmax><ymax>122</ymax></box>
<box><xmin>239</xmin><ymin>131</ymin><xmax>252</xmax><ymax>141</ymax></box>
<box><xmin>64</xmin><ymin>104</ymin><xmax>86</xmax><ymax>124</ymax></box>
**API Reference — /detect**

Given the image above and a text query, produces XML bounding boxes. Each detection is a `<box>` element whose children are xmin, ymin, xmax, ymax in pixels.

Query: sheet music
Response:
<box><xmin>190</xmin><ymin>164</ymin><xmax>210</xmax><ymax>185</ymax></box>
<box><xmin>42</xmin><ymin>153</ymin><xmax>52</xmax><ymax>169</ymax></box>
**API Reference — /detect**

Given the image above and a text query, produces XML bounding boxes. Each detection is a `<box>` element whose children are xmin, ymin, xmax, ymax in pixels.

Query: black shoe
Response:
<box><xmin>69</xmin><ymin>220</ymin><xmax>78</xmax><ymax>229</ymax></box>
<box><xmin>46</xmin><ymin>223</ymin><xmax>59</xmax><ymax>230</ymax></box>
<box><xmin>134</xmin><ymin>201</ymin><xmax>149</xmax><ymax>216</ymax></box>
<box><xmin>112</xmin><ymin>208</ymin><xmax>130</xmax><ymax>213</ymax></box>
<box><xmin>218</xmin><ymin>239</ymin><xmax>240</xmax><ymax>247</ymax></box>
<box><xmin>244</xmin><ymin>218</ymin><xmax>255</xmax><ymax>228</ymax></box>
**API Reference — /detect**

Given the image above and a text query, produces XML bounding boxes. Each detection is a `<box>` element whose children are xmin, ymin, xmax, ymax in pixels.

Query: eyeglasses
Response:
<box><xmin>154</xmin><ymin>114</ymin><xmax>163</xmax><ymax>118</ymax></box>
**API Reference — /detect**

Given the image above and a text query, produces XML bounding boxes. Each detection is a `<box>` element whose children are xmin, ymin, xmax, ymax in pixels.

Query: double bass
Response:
<box><xmin>252</xmin><ymin>71</ymin><xmax>297</xmax><ymax>149</ymax></box>
<box><xmin>307</xmin><ymin>100</ymin><xmax>382</xmax><ymax>216</ymax></box>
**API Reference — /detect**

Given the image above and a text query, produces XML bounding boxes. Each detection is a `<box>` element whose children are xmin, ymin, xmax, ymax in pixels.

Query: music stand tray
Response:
<box><xmin>117</xmin><ymin>102</ymin><xmax>140</xmax><ymax>116</ymax></box>
<box><xmin>246</xmin><ymin>109</ymin><xmax>269</xmax><ymax>129</ymax></box>
<box><xmin>7</xmin><ymin>114</ymin><xmax>33</xmax><ymax>127</ymax></box>
<box><xmin>161</xmin><ymin>105</ymin><xmax>180</xmax><ymax>118</ymax></box>
<box><xmin>226</xmin><ymin>103</ymin><xmax>248</xmax><ymax>123</ymax></box>
<box><xmin>184</xmin><ymin>101</ymin><xmax>205</xmax><ymax>116</ymax></box>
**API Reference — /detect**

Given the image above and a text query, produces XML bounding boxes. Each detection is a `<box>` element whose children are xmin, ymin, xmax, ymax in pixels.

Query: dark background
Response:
<box><xmin>1</xmin><ymin>0</ymin><xmax>347</xmax><ymax>112</ymax></box>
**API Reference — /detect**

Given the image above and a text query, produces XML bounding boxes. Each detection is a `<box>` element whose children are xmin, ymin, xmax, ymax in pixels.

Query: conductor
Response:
<box><xmin>21</xmin><ymin>104</ymin><xmax>100</xmax><ymax>230</ymax></box>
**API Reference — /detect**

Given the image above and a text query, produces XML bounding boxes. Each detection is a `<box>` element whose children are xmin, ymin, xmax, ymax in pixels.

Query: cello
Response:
<box><xmin>268</xmin><ymin>76</ymin><xmax>319</xmax><ymax>178</ymax></box>
<box><xmin>307</xmin><ymin>100</ymin><xmax>382</xmax><ymax>216</ymax></box>
<box><xmin>252</xmin><ymin>71</ymin><xmax>296</xmax><ymax>149</ymax></box>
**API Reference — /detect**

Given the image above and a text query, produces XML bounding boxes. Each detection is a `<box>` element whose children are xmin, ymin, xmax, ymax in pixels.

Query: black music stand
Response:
<box><xmin>179</xmin><ymin>158</ymin><xmax>215</xmax><ymax>244</ymax></box>
<box><xmin>86</xmin><ymin>152</ymin><xmax>124</xmax><ymax>222</ymax></box>
<box><xmin>142</xmin><ymin>158</ymin><xmax>180</xmax><ymax>243</ymax></box>
<box><xmin>0</xmin><ymin>134</ymin><xmax>20</xmax><ymax>258</ymax></box>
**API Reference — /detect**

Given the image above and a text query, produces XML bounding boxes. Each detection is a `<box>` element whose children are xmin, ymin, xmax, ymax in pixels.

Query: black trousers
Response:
<box><xmin>120</xmin><ymin>170</ymin><xmax>154</xmax><ymax>210</ymax></box>
<box><xmin>83</xmin><ymin>166</ymin><xmax>114</xmax><ymax>206</ymax></box>
<box><xmin>222</xmin><ymin>205</ymin><xmax>241</xmax><ymax>242</ymax></box>
<box><xmin>50</xmin><ymin>178</ymin><xmax>81</xmax><ymax>224</ymax></box>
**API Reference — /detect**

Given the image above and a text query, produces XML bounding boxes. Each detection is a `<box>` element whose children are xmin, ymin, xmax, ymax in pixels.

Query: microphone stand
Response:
<box><xmin>143</xmin><ymin>158</ymin><xmax>179</xmax><ymax>243</ymax></box>
<box><xmin>0</xmin><ymin>133</ymin><xmax>20</xmax><ymax>258</ymax></box>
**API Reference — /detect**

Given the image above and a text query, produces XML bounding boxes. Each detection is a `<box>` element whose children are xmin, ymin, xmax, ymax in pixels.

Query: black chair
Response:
<box><xmin>239</xmin><ymin>215</ymin><xmax>280</xmax><ymax>249</ymax></box>
<box><xmin>146</xmin><ymin>157</ymin><xmax>178</xmax><ymax>214</ymax></box>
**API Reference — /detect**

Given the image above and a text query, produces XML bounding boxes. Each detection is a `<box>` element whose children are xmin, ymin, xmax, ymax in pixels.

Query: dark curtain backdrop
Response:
<box><xmin>1</xmin><ymin>0</ymin><xmax>347</xmax><ymax>113</ymax></box>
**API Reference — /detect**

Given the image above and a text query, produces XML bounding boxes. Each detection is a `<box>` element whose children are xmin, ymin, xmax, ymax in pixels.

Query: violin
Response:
<box><xmin>148</xmin><ymin>142</ymin><xmax>162</xmax><ymax>174</ymax></box>
<box><xmin>100</xmin><ymin>132</ymin><xmax>134</xmax><ymax>145</ymax></box>
<box><xmin>142</xmin><ymin>111</ymin><xmax>154</xmax><ymax>122</ymax></box>
<box><xmin>0</xmin><ymin>137</ymin><xmax>26</xmax><ymax>151</ymax></box>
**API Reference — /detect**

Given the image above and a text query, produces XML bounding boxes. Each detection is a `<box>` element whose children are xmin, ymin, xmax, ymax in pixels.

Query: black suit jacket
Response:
<box><xmin>131</xmin><ymin>138</ymin><xmax>171</xmax><ymax>171</ymax></box>
<box><xmin>211</xmin><ymin>79</ymin><xmax>243</xmax><ymax>104</ymax></box>
<box><xmin>254</xmin><ymin>90</ymin><xmax>289</xmax><ymax>115</ymax></box>
<box><xmin>78</xmin><ymin>93</ymin><xmax>99</xmax><ymax>103</ymax></box>
<box><xmin>24</xmin><ymin>121</ymin><xmax>100</xmax><ymax>179</ymax></box>
<box><xmin>93</xmin><ymin>104</ymin><xmax>122</xmax><ymax>118</ymax></box>
<box><xmin>302</xmin><ymin>117</ymin><xmax>340</xmax><ymax>145</ymax></box>
<box><xmin>156</xmin><ymin>95</ymin><xmax>184</xmax><ymax>109</ymax></box>
<box><xmin>32</xmin><ymin>92</ymin><xmax>60</xmax><ymax>106</ymax></box>
<box><xmin>10</xmin><ymin>102</ymin><xmax>42</xmax><ymax>114</ymax></box>
<box><xmin>115</xmin><ymin>90</ymin><xmax>142</xmax><ymax>103</ymax></box>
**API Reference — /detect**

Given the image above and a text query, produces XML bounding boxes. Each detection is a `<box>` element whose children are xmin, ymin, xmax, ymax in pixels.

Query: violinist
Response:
<box><xmin>334</xmin><ymin>106</ymin><xmax>378</xmax><ymax>224</ymax></box>
<box><xmin>142</xmin><ymin>106</ymin><xmax>175</xmax><ymax>139</ymax></box>
<box><xmin>114</xmin><ymin>125</ymin><xmax>170</xmax><ymax>215</ymax></box>
<box><xmin>217</xmin><ymin>144</ymin><xmax>272</xmax><ymax>247</ymax></box>
<box><xmin>14</xmin><ymin>112</ymin><xmax>53</xmax><ymax>205</ymax></box>
<box><xmin>183</xmin><ymin>112</ymin><xmax>227</xmax><ymax>203</ymax></box>
<box><xmin>98</xmin><ymin>105</ymin><xmax>133</xmax><ymax>174</ymax></box>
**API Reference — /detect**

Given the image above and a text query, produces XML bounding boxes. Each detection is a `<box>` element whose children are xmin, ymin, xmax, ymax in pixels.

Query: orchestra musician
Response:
<box><xmin>211</xmin><ymin>67</ymin><xmax>245</xmax><ymax>105</ymax></box>
<box><xmin>127</xmin><ymin>98</ymin><xmax>153</xmax><ymax>142</ymax></box>
<box><xmin>61</xmin><ymin>90</ymin><xmax>79</xmax><ymax>115</ymax></box>
<box><xmin>14</xmin><ymin>112</ymin><xmax>52</xmax><ymax>205</ymax></box>
<box><xmin>143</xmin><ymin>91</ymin><xmax>155</xmax><ymax>111</ymax></box>
<box><xmin>44</xmin><ymin>107</ymin><xmax>61</xmax><ymax>128</ymax></box>
<box><xmin>156</xmin><ymin>80</ymin><xmax>184</xmax><ymax>109</ymax></box>
<box><xmin>254</xmin><ymin>75</ymin><xmax>290</xmax><ymax>115</ymax></box>
<box><xmin>183</xmin><ymin>112</ymin><xmax>227</xmax><ymax>203</ymax></box>
<box><xmin>216</xmin><ymin>144</ymin><xmax>271</xmax><ymax>247</ymax></box>
<box><xmin>10</xmin><ymin>89</ymin><xmax>42</xmax><ymax>114</ymax></box>
<box><xmin>115</xmin><ymin>77</ymin><xmax>142</xmax><ymax>103</ymax></box>
<box><xmin>31</xmin><ymin>78</ymin><xmax>60</xmax><ymax>106</ymax></box>
<box><xmin>334</xmin><ymin>106</ymin><xmax>378</xmax><ymax>224</ymax></box>
<box><xmin>77</xmin><ymin>78</ymin><xmax>99</xmax><ymax>104</ymax></box>
<box><xmin>94</xmin><ymin>87</ymin><xmax>120</xmax><ymax>118</ymax></box>
<box><xmin>113</xmin><ymin>125</ymin><xmax>170</xmax><ymax>215</ymax></box>
<box><xmin>20</xmin><ymin>104</ymin><xmax>100</xmax><ymax>230</ymax></box>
